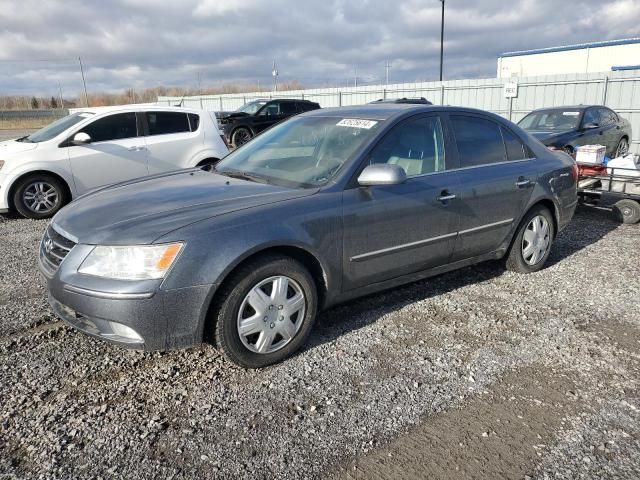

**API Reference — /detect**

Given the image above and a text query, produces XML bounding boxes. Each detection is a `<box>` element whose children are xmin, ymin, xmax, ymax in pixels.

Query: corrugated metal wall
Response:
<box><xmin>159</xmin><ymin>70</ymin><xmax>640</xmax><ymax>154</ymax></box>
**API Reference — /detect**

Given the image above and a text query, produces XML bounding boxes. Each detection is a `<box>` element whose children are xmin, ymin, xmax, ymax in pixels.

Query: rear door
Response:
<box><xmin>66</xmin><ymin>112</ymin><xmax>148</xmax><ymax>194</ymax></box>
<box><xmin>342</xmin><ymin>114</ymin><xmax>460</xmax><ymax>290</ymax></box>
<box><xmin>596</xmin><ymin>107</ymin><xmax>620</xmax><ymax>155</ymax></box>
<box><xmin>448</xmin><ymin>114</ymin><xmax>538</xmax><ymax>261</ymax></box>
<box><xmin>142</xmin><ymin>111</ymin><xmax>200</xmax><ymax>173</ymax></box>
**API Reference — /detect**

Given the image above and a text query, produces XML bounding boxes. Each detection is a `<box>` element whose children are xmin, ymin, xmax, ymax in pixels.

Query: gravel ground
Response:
<box><xmin>0</xmin><ymin>206</ymin><xmax>638</xmax><ymax>479</ymax></box>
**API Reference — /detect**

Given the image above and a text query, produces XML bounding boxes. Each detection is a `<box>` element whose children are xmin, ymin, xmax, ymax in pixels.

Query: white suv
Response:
<box><xmin>0</xmin><ymin>105</ymin><xmax>229</xmax><ymax>219</ymax></box>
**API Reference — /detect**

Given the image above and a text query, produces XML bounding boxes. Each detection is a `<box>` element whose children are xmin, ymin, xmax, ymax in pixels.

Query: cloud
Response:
<box><xmin>0</xmin><ymin>0</ymin><xmax>638</xmax><ymax>96</ymax></box>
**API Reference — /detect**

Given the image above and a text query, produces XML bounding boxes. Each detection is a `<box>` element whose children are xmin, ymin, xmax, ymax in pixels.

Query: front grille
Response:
<box><xmin>40</xmin><ymin>224</ymin><xmax>76</xmax><ymax>271</ymax></box>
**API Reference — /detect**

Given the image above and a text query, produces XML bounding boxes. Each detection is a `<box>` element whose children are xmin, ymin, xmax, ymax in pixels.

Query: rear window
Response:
<box><xmin>451</xmin><ymin>115</ymin><xmax>506</xmax><ymax>167</ymax></box>
<box><xmin>146</xmin><ymin>111</ymin><xmax>190</xmax><ymax>135</ymax></box>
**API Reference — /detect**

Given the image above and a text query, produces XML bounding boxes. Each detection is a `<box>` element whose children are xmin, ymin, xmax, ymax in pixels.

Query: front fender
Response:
<box><xmin>1</xmin><ymin>162</ymin><xmax>77</xmax><ymax>207</ymax></box>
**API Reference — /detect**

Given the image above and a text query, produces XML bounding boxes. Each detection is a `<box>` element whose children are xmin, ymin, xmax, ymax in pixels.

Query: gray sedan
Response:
<box><xmin>39</xmin><ymin>105</ymin><xmax>578</xmax><ymax>368</ymax></box>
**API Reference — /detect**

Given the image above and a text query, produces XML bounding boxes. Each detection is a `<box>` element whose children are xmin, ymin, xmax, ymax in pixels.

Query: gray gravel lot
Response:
<box><xmin>0</xmin><ymin>206</ymin><xmax>638</xmax><ymax>479</ymax></box>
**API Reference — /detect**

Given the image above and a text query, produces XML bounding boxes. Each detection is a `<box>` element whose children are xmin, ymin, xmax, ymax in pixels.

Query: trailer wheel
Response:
<box><xmin>613</xmin><ymin>199</ymin><xmax>640</xmax><ymax>224</ymax></box>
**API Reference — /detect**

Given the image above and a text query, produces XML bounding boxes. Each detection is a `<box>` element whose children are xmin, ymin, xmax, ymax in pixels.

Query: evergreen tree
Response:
<box><xmin>50</xmin><ymin>96</ymin><xmax>58</xmax><ymax>109</ymax></box>
<box><xmin>31</xmin><ymin>97</ymin><xmax>39</xmax><ymax>109</ymax></box>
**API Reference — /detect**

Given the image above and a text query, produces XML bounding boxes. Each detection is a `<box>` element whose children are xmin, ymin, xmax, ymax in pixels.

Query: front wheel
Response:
<box><xmin>12</xmin><ymin>174</ymin><xmax>67</xmax><ymax>219</ymax></box>
<box><xmin>615</xmin><ymin>137</ymin><xmax>629</xmax><ymax>158</ymax></box>
<box><xmin>212</xmin><ymin>255</ymin><xmax>318</xmax><ymax>368</ymax></box>
<box><xmin>231</xmin><ymin>127</ymin><xmax>252</xmax><ymax>148</ymax></box>
<box><xmin>506</xmin><ymin>206</ymin><xmax>555</xmax><ymax>273</ymax></box>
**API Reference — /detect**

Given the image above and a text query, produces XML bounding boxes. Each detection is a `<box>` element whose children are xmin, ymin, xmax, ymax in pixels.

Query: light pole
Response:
<box><xmin>439</xmin><ymin>0</ymin><xmax>445</xmax><ymax>82</ymax></box>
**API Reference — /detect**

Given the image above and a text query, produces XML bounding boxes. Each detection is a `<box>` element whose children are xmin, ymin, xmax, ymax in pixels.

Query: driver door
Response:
<box><xmin>66</xmin><ymin>112</ymin><xmax>149</xmax><ymax>195</ymax></box>
<box><xmin>342</xmin><ymin>114</ymin><xmax>460</xmax><ymax>290</ymax></box>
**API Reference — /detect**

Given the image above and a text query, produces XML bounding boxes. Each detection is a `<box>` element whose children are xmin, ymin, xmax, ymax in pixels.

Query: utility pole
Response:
<box><xmin>272</xmin><ymin>60</ymin><xmax>279</xmax><ymax>92</ymax></box>
<box><xmin>385</xmin><ymin>60</ymin><xmax>392</xmax><ymax>85</ymax></box>
<box><xmin>78</xmin><ymin>56</ymin><xmax>89</xmax><ymax>107</ymax></box>
<box><xmin>197</xmin><ymin>71</ymin><xmax>202</xmax><ymax>93</ymax></box>
<box><xmin>439</xmin><ymin>0</ymin><xmax>445</xmax><ymax>82</ymax></box>
<box><xmin>58</xmin><ymin>82</ymin><xmax>64</xmax><ymax>110</ymax></box>
<box><xmin>354</xmin><ymin>66</ymin><xmax>358</xmax><ymax>87</ymax></box>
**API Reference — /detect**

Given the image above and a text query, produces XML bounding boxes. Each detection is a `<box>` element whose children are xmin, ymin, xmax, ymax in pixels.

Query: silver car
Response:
<box><xmin>39</xmin><ymin>105</ymin><xmax>578</xmax><ymax>368</ymax></box>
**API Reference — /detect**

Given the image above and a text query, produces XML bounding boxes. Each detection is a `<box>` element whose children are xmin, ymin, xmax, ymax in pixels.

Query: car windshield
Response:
<box><xmin>237</xmin><ymin>101</ymin><xmax>268</xmax><ymax>115</ymax></box>
<box><xmin>215</xmin><ymin>116</ymin><xmax>383</xmax><ymax>188</ymax></box>
<box><xmin>518</xmin><ymin>110</ymin><xmax>581</xmax><ymax>131</ymax></box>
<box><xmin>21</xmin><ymin>112</ymin><xmax>94</xmax><ymax>143</ymax></box>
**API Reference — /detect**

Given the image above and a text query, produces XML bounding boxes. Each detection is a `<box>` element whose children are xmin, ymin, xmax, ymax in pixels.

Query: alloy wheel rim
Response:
<box><xmin>23</xmin><ymin>182</ymin><xmax>59</xmax><ymax>213</ymax></box>
<box><xmin>617</xmin><ymin>139</ymin><xmax>629</xmax><ymax>157</ymax></box>
<box><xmin>521</xmin><ymin>215</ymin><xmax>550</xmax><ymax>266</ymax></box>
<box><xmin>237</xmin><ymin>275</ymin><xmax>306</xmax><ymax>354</ymax></box>
<box><xmin>234</xmin><ymin>130</ymin><xmax>251</xmax><ymax>146</ymax></box>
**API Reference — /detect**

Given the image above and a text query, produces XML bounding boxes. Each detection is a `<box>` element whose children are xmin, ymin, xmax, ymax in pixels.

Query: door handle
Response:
<box><xmin>515</xmin><ymin>178</ymin><xmax>531</xmax><ymax>188</ymax></box>
<box><xmin>437</xmin><ymin>191</ymin><xmax>456</xmax><ymax>202</ymax></box>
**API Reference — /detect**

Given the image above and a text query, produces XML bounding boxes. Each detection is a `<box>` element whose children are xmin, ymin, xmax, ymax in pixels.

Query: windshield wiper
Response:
<box><xmin>218</xmin><ymin>169</ymin><xmax>270</xmax><ymax>184</ymax></box>
<box><xmin>16</xmin><ymin>136</ymin><xmax>33</xmax><ymax>143</ymax></box>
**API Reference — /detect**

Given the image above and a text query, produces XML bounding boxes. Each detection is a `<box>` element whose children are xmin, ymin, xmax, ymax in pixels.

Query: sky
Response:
<box><xmin>0</xmin><ymin>0</ymin><xmax>639</xmax><ymax>97</ymax></box>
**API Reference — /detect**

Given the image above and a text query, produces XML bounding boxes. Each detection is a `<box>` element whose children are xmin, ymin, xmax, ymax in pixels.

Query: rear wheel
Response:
<box><xmin>613</xmin><ymin>199</ymin><xmax>640</xmax><ymax>224</ymax></box>
<box><xmin>12</xmin><ymin>174</ymin><xmax>67</xmax><ymax>219</ymax></box>
<box><xmin>197</xmin><ymin>158</ymin><xmax>219</xmax><ymax>172</ymax></box>
<box><xmin>212</xmin><ymin>255</ymin><xmax>317</xmax><ymax>368</ymax></box>
<box><xmin>506</xmin><ymin>206</ymin><xmax>555</xmax><ymax>273</ymax></box>
<box><xmin>231</xmin><ymin>127</ymin><xmax>252</xmax><ymax>148</ymax></box>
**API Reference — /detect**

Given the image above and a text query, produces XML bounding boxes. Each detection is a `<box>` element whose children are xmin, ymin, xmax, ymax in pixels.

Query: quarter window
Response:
<box><xmin>451</xmin><ymin>116</ymin><xmax>506</xmax><ymax>167</ymax></box>
<box><xmin>369</xmin><ymin>116</ymin><xmax>446</xmax><ymax>176</ymax></box>
<box><xmin>501</xmin><ymin>127</ymin><xmax>527</xmax><ymax>161</ymax></box>
<box><xmin>146</xmin><ymin>112</ymin><xmax>190</xmax><ymax>135</ymax></box>
<box><xmin>79</xmin><ymin>112</ymin><xmax>138</xmax><ymax>143</ymax></box>
<box><xmin>187</xmin><ymin>113</ymin><xmax>200</xmax><ymax>131</ymax></box>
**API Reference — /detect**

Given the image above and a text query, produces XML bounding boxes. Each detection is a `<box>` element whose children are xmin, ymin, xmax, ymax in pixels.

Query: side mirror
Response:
<box><xmin>358</xmin><ymin>164</ymin><xmax>407</xmax><ymax>187</ymax></box>
<box><xmin>72</xmin><ymin>132</ymin><xmax>92</xmax><ymax>145</ymax></box>
<box><xmin>583</xmin><ymin>122</ymin><xmax>599</xmax><ymax>130</ymax></box>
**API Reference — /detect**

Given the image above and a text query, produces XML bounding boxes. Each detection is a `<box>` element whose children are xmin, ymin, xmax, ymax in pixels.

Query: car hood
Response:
<box><xmin>217</xmin><ymin>112</ymin><xmax>250</xmax><ymax>121</ymax></box>
<box><xmin>0</xmin><ymin>139</ymin><xmax>38</xmax><ymax>156</ymax></box>
<box><xmin>53</xmin><ymin>169</ymin><xmax>316</xmax><ymax>245</ymax></box>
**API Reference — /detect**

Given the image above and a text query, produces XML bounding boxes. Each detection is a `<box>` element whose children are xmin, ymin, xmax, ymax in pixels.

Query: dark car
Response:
<box><xmin>40</xmin><ymin>104</ymin><xmax>577</xmax><ymax>368</ymax></box>
<box><xmin>370</xmin><ymin>97</ymin><xmax>433</xmax><ymax>105</ymax></box>
<box><xmin>518</xmin><ymin>105</ymin><xmax>632</xmax><ymax>158</ymax></box>
<box><xmin>218</xmin><ymin>98</ymin><xmax>320</xmax><ymax>147</ymax></box>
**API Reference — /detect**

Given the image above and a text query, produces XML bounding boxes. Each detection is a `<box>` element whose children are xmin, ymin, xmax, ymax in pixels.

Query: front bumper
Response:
<box><xmin>39</xmin><ymin>232</ymin><xmax>216</xmax><ymax>351</ymax></box>
<box><xmin>0</xmin><ymin>173</ymin><xmax>10</xmax><ymax>211</ymax></box>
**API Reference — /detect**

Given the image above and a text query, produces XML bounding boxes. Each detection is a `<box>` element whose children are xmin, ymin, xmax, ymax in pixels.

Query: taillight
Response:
<box><xmin>571</xmin><ymin>163</ymin><xmax>579</xmax><ymax>183</ymax></box>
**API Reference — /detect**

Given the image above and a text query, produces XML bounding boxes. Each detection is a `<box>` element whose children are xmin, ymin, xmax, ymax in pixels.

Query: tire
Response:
<box><xmin>231</xmin><ymin>127</ymin><xmax>252</xmax><ymax>148</ymax></box>
<box><xmin>12</xmin><ymin>174</ymin><xmax>67</xmax><ymax>219</ymax></box>
<box><xmin>212</xmin><ymin>254</ymin><xmax>318</xmax><ymax>368</ymax></box>
<box><xmin>506</xmin><ymin>205</ymin><xmax>555</xmax><ymax>273</ymax></box>
<box><xmin>613</xmin><ymin>199</ymin><xmax>640</xmax><ymax>224</ymax></box>
<box><xmin>197</xmin><ymin>158</ymin><xmax>219</xmax><ymax>172</ymax></box>
<box><xmin>615</xmin><ymin>137</ymin><xmax>629</xmax><ymax>158</ymax></box>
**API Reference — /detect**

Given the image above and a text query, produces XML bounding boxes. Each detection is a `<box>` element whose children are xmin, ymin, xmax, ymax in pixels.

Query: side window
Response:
<box><xmin>187</xmin><ymin>113</ymin><xmax>200</xmax><ymax>131</ymax></box>
<box><xmin>501</xmin><ymin>127</ymin><xmax>527</xmax><ymax>161</ymax></box>
<box><xmin>146</xmin><ymin>112</ymin><xmax>190</xmax><ymax>135</ymax></box>
<box><xmin>451</xmin><ymin>116</ymin><xmax>506</xmax><ymax>167</ymax></box>
<box><xmin>79</xmin><ymin>112</ymin><xmax>138</xmax><ymax>142</ymax></box>
<box><xmin>259</xmin><ymin>102</ymin><xmax>280</xmax><ymax>116</ymax></box>
<box><xmin>582</xmin><ymin>109</ymin><xmax>599</xmax><ymax>126</ymax></box>
<box><xmin>280</xmin><ymin>102</ymin><xmax>298</xmax><ymax>115</ymax></box>
<box><xmin>368</xmin><ymin>116</ymin><xmax>446</xmax><ymax>176</ymax></box>
<box><xmin>598</xmin><ymin>108</ymin><xmax>615</xmax><ymax>126</ymax></box>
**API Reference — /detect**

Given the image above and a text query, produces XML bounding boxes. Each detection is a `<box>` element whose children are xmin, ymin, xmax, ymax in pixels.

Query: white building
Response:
<box><xmin>498</xmin><ymin>38</ymin><xmax>640</xmax><ymax>78</ymax></box>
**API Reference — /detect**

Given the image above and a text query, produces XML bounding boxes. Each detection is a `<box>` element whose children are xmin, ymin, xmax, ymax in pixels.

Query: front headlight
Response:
<box><xmin>78</xmin><ymin>243</ymin><xmax>184</xmax><ymax>280</ymax></box>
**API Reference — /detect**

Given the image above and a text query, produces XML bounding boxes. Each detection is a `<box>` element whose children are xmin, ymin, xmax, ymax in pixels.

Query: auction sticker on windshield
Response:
<box><xmin>336</xmin><ymin>119</ymin><xmax>378</xmax><ymax>129</ymax></box>
<box><xmin>562</xmin><ymin>112</ymin><xmax>580</xmax><ymax>116</ymax></box>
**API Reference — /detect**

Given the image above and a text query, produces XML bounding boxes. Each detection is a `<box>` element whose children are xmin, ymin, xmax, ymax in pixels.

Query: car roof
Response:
<box><xmin>71</xmin><ymin>104</ymin><xmax>207</xmax><ymax>115</ymax></box>
<box><xmin>300</xmin><ymin>104</ymin><xmax>505</xmax><ymax>121</ymax></box>
<box><xmin>529</xmin><ymin>105</ymin><xmax>605</xmax><ymax>113</ymax></box>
